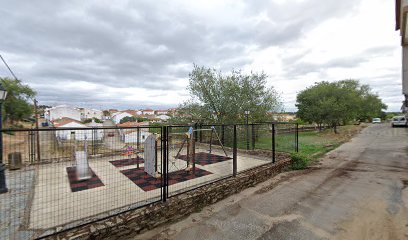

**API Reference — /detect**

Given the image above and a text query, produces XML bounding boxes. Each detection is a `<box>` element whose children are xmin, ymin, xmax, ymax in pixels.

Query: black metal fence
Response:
<box><xmin>0</xmin><ymin>122</ymin><xmax>298</xmax><ymax>239</ymax></box>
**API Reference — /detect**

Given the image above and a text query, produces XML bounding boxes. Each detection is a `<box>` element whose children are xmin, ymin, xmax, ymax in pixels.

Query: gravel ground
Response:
<box><xmin>0</xmin><ymin>166</ymin><xmax>36</xmax><ymax>240</ymax></box>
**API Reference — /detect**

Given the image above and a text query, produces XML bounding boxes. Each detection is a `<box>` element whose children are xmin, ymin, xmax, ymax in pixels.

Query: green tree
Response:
<box><xmin>119</xmin><ymin>116</ymin><xmax>148</xmax><ymax>124</ymax></box>
<box><xmin>82</xmin><ymin>117</ymin><xmax>103</xmax><ymax>124</ymax></box>
<box><xmin>0</xmin><ymin>77</ymin><xmax>36</xmax><ymax>124</ymax></box>
<box><xmin>296</xmin><ymin>80</ymin><xmax>387</xmax><ymax>133</ymax></box>
<box><xmin>176</xmin><ymin>65</ymin><xmax>282</xmax><ymax>124</ymax></box>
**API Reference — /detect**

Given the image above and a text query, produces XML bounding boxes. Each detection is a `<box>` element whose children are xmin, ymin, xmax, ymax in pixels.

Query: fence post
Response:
<box><xmin>221</xmin><ymin>125</ymin><xmax>225</xmax><ymax>145</ymax></box>
<box><xmin>272</xmin><ymin>123</ymin><xmax>276</xmax><ymax>164</ymax></box>
<box><xmin>251</xmin><ymin>124</ymin><xmax>255</xmax><ymax>150</ymax></box>
<box><xmin>194</xmin><ymin>123</ymin><xmax>198</xmax><ymax>142</ymax></box>
<box><xmin>137</xmin><ymin>127</ymin><xmax>140</xmax><ymax>151</ymax></box>
<box><xmin>162</xmin><ymin>126</ymin><xmax>167</xmax><ymax>202</ymax></box>
<box><xmin>233</xmin><ymin>125</ymin><xmax>237</xmax><ymax>177</ymax></box>
<box><xmin>92</xmin><ymin>128</ymin><xmax>96</xmax><ymax>155</ymax></box>
<box><xmin>199</xmin><ymin>124</ymin><xmax>203</xmax><ymax>143</ymax></box>
<box><xmin>296</xmin><ymin>123</ymin><xmax>299</xmax><ymax>152</ymax></box>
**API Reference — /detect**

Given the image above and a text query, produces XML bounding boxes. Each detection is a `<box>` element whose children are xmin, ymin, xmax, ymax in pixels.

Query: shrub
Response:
<box><xmin>290</xmin><ymin>152</ymin><xmax>310</xmax><ymax>170</ymax></box>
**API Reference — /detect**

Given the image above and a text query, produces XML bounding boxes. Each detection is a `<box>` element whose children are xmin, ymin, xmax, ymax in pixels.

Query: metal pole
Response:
<box><xmin>0</xmin><ymin>101</ymin><xmax>8</xmax><ymax>193</ymax></box>
<box><xmin>296</xmin><ymin>123</ymin><xmax>299</xmax><ymax>152</ymax></box>
<box><xmin>192</xmin><ymin>127</ymin><xmax>196</xmax><ymax>175</ymax></box>
<box><xmin>246</xmin><ymin>114</ymin><xmax>249</xmax><ymax>150</ymax></box>
<box><xmin>162</xmin><ymin>126</ymin><xmax>167</xmax><ymax>202</ymax></box>
<box><xmin>34</xmin><ymin>99</ymin><xmax>41</xmax><ymax>162</ymax></box>
<box><xmin>137</xmin><ymin>127</ymin><xmax>140</xmax><ymax>151</ymax></box>
<box><xmin>194</xmin><ymin>123</ymin><xmax>198</xmax><ymax>142</ymax></box>
<box><xmin>199</xmin><ymin>124</ymin><xmax>203</xmax><ymax>143</ymax></box>
<box><xmin>251</xmin><ymin>124</ymin><xmax>255</xmax><ymax>150</ymax></box>
<box><xmin>209</xmin><ymin>128</ymin><xmax>213</xmax><ymax>154</ymax></box>
<box><xmin>233</xmin><ymin>125</ymin><xmax>237</xmax><ymax>177</ymax></box>
<box><xmin>221</xmin><ymin>125</ymin><xmax>225</xmax><ymax>145</ymax></box>
<box><xmin>272</xmin><ymin>123</ymin><xmax>276</xmax><ymax>164</ymax></box>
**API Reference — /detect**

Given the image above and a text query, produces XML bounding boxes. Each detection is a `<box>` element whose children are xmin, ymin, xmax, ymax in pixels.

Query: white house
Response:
<box><xmin>52</xmin><ymin>117</ymin><xmax>104</xmax><ymax>141</ymax></box>
<box><xmin>79</xmin><ymin>108</ymin><xmax>103</xmax><ymax>120</ymax></box>
<box><xmin>156</xmin><ymin>114</ymin><xmax>170</xmax><ymax>121</ymax></box>
<box><xmin>112</xmin><ymin>111</ymin><xmax>133</xmax><ymax>124</ymax></box>
<box><xmin>120</xmin><ymin>129</ymin><xmax>152</xmax><ymax>143</ymax></box>
<box><xmin>52</xmin><ymin>118</ymin><xmax>91</xmax><ymax>141</ymax></box>
<box><xmin>396</xmin><ymin>0</ymin><xmax>408</xmax><ymax>112</ymax></box>
<box><xmin>86</xmin><ymin>120</ymin><xmax>104</xmax><ymax>140</ymax></box>
<box><xmin>155</xmin><ymin>110</ymin><xmax>168</xmax><ymax>115</ymax></box>
<box><xmin>45</xmin><ymin>105</ymin><xmax>82</xmax><ymax>122</ymax></box>
<box><xmin>142</xmin><ymin>109</ymin><xmax>155</xmax><ymax>115</ymax></box>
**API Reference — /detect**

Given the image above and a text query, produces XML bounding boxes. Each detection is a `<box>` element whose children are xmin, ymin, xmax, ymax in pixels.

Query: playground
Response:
<box><xmin>1</xmin><ymin>124</ymin><xmax>296</xmax><ymax>238</ymax></box>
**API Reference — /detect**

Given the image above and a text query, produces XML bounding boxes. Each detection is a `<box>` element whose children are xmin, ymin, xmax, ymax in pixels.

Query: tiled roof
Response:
<box><xmin>117</xmin><ymin>121</ymin><xmax>149</xmax><ymax>127</ymax></box>
<box><xmin>51</xmin><ymin>117</ymin><xmax>83</xmax><ymax>127</ymax></box>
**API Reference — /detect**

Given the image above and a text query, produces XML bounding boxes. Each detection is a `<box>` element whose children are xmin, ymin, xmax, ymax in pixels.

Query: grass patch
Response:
<box><xmin>247</xmin><ymin>124</ymin><xmax>365</xmax><ymax>169</ymax></box>
<box><xmin>294</xmin><ymin>124</ymin><xmax>365</xmax><ymax>167</ymax></box>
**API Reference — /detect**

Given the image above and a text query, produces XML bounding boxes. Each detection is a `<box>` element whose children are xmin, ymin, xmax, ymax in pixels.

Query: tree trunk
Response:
<box><xmin>333</xmin><ymin>124</ymin><xmax>338</xmax><ymax>134</ymax></box>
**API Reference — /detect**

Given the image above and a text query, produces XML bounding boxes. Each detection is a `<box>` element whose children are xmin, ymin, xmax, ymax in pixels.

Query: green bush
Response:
<box><xmin>290</xmin><ymin>152</ymin><xmax>310</xmax><ymax>170</ymax></box>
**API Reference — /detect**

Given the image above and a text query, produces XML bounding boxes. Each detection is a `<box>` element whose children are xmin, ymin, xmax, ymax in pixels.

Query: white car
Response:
<box><xmin>391</xmin><ymin>116</ymin><xmax>407</xmax><ymax>127</ymax></box>
<box><xmin>372</xmin><ymin>118</ymin><xmax>381</xmax><ymax>124</ymax></box>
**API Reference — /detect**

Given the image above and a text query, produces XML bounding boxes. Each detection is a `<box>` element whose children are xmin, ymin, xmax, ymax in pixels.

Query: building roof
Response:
<box><xmin>117</xmin><ymin>121</ymin><xmax>149</xmax><ymax>127</ymax></box>
<box><xmin>142</xmin><ymin>109</ymin><xmax>154</xmax><ymax>112</ymax></box>
<box><xmin>123</xmin><ymin>110</ymin><xmax>138</xmax><ymax>116</ymax></box>
<box><xmin>51</xmin><ymin>117</ymin><xmax>84</xmax><ymax>127</ymax></box>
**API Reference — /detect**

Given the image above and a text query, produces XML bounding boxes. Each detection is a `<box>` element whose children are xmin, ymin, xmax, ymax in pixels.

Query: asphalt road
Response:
<box><xmin>134</xmin><ymin>124</ymin><xmax>408</xmax><ymax>240</ymax></box>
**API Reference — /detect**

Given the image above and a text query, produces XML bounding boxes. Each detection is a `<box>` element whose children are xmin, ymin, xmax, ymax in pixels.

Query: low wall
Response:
<box><xmin>44</xmin><ymin>159</ymin><xmax>291</xmax><ymax>240</ymax></box>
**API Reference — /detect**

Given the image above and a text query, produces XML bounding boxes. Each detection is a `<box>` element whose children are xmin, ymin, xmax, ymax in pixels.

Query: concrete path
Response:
<box><xmin>133</xmin><ymin>124</ymin><xmax>408</xmax><ymax>240</ymax></box>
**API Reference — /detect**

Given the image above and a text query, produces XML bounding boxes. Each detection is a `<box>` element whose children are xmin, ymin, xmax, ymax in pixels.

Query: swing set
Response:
<box><xmin>169</xmin><ymin>126</ymin><xmax>228</xmax><ymax>172</ymax></box>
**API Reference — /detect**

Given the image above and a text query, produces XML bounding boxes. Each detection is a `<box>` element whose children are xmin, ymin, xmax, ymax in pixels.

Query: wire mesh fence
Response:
<box><xmin>0</xmin><ymin>122</ymin><xmax>298</xmax><ymax>239</ymax></box>
<box><xmin>0</xmin><ymin>126</ymin><xmax>164</xmax><ymax>239</ymax></box>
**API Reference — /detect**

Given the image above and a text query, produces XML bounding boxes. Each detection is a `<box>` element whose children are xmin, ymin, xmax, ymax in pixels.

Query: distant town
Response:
<box><xmin>42</xmin><ymin>105</ymin><xmax>297</xmax><ymax>129</ymax></box>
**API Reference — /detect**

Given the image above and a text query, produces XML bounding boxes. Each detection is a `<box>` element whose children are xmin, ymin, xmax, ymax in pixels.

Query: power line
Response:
<box><xmin>0</xmin><ymin>54</ymin><xmax>18</xmax><ymax>80</ymax></box>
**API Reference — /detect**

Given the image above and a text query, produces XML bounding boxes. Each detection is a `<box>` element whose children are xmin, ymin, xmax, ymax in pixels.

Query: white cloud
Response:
<box><xmin>0</xmin><ymin>0</ymin><xmax>403</xmax><ymax>111</ymax></box>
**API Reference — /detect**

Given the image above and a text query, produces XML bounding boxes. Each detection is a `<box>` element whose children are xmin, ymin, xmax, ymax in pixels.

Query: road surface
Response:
<box><xmin>133</xmin><ymin>124</ymin><xmax>408</xmax><ymax>240</ymax></box>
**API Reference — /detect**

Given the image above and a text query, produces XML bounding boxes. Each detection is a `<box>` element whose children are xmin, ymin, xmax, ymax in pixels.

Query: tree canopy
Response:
<box><xmin>119</xmin><ymin>116</ymin><xmax>148</xmax><ymax>124</ymax></box>
<box><xmin>296</xmin><ymin>80</ymin><xmax>387</xmax><ymax>132</ymax></box>
<box><xmin>172</xmin><ymin>65</ymin><xmax>282</xmax><ymax>124</ymax></box>
<box><xmin>0</xmin><ymin>77</ymin><xmax>36</xmax><ymax>124</ymax></box>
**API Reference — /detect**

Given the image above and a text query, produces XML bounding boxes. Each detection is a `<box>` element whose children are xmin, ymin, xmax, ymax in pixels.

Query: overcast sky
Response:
<box><xmin>0</xmin><ymin>0</ymin><xmax>403</xmax><ymax>111</ymax></box>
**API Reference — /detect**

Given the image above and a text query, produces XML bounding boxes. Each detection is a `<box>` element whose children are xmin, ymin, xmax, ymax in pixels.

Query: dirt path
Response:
<box><xmin>132</xmin><ymin>124</ymin><xmax>408</xmax><ymax>240</ymax></box>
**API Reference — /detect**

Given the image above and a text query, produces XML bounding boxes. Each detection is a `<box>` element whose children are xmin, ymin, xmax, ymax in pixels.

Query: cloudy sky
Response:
<box><xmin>0</xmin><ymin>0</ymin><xmax>403</xmax><ymax>111</ymax></box>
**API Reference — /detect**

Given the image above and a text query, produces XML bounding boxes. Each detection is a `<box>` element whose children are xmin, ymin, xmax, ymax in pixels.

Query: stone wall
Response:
<box><xmin>45</xmin><ymin>159</ymin><xmax>291</xmax><ymax>240</ymax></box>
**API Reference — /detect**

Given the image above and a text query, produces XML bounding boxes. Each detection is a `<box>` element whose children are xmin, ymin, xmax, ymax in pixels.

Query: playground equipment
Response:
<box><xmin>169</xmin><ymin>126</ymin><xmax>228</xmax><ymax>172</ymax></box>
<box><xmin>121</xmin><ymin>145</ymin><xmax>143</xmax><ymax>169</ymax></box>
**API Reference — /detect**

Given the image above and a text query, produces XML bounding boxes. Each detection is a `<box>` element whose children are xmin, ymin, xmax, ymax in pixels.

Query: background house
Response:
<box><xmin>117</xmin><ymin>122</ymin><xmax>151</xmax><ymax>143</ymax></box>
<box><xmin>142</xmin><ymin>109</ymin><xmax>155</xmax><ymax>115</ymax></box>
<box><xmin>111</xmin><ymin>111</ymin><xmax>133</xmax><ymax>124</ymax></box>
<box><xmin>85</xmin><ymin>120</ymin><xmax>104</xmax><ymax>140</ymax></box>
<box><xmin>155</xmin><ymin>110</ymin><xmax>168</xmax><ymax>115</ymax></box>
<box><xmin>79</xmin><ymin>108</ymin><xmax>103</xmax><ymax>120</ymax></box>
<box><xmin>155</xmin><ymin>115</ymin><xmax>170</xmax><ymax>122</ymax></box>
<box><xmin>52</xmin><ymin>118</ymin><xmax>91</xmax><ymax>140</ymax></box>
<box><xmin>396</xmin><ymin>0</ymin><xmax>408</xmax><ymax>112</ymax></box>
<box><xmin>45</xmin><ymin>105</ymin><xmax>82</xmax><ymax>122</ymax></box>
<box><xmin>121</xmin><ymin>129</ymin><xmax>152</xmax><ymax>143</ymax></box>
